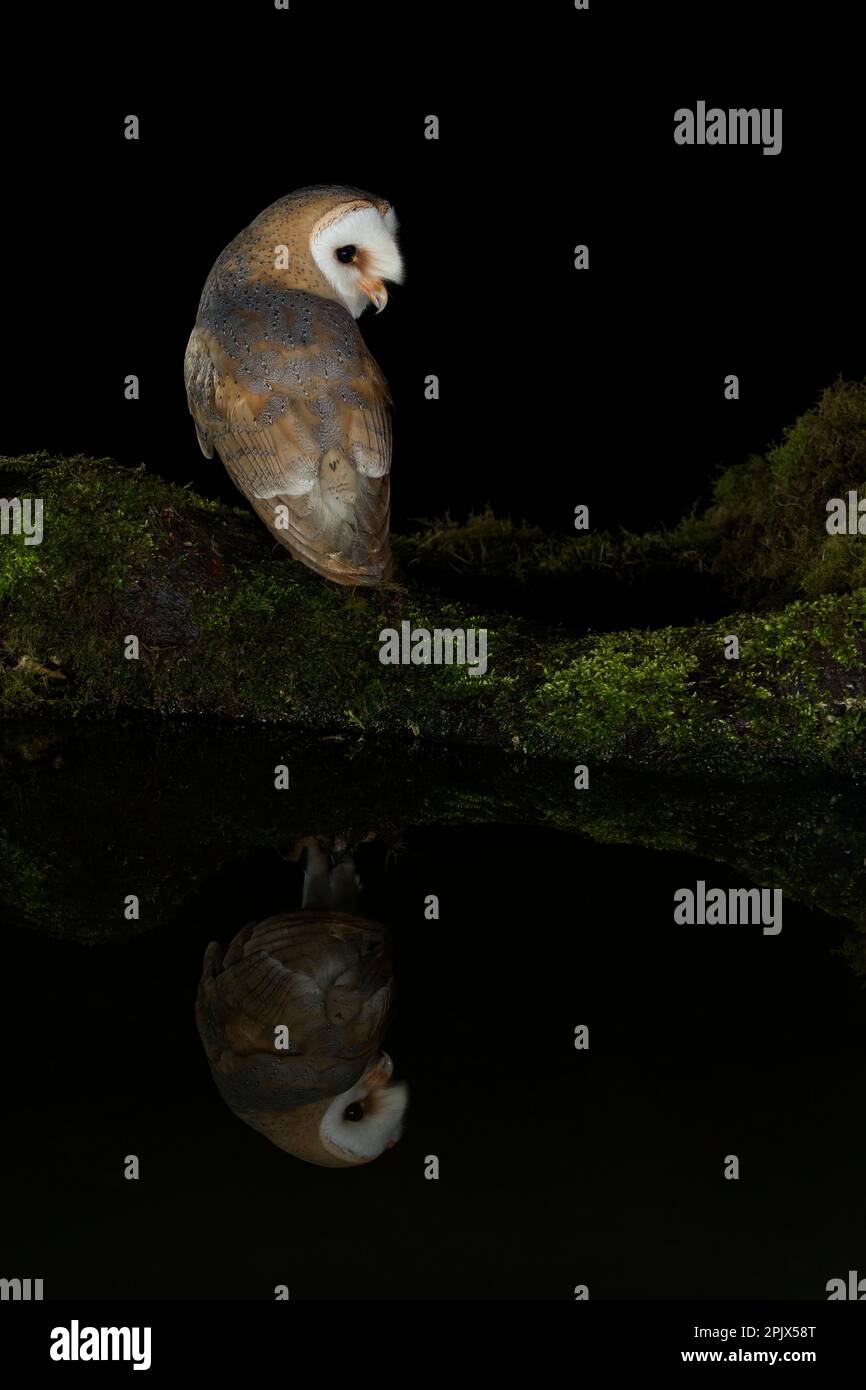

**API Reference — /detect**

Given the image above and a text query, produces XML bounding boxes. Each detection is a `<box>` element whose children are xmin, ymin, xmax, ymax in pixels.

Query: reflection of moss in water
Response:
<box><xmin>1</xmin><ymin>727</ymin><xmax>865</xmax><ymax>985</ymax></box>
<box><xmin>3</xmin><ymin>434</ymin><xmax>866</xmax><ymax>774</ymax></box>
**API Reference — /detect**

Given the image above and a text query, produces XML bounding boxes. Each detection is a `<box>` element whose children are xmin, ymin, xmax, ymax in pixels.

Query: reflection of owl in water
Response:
<box><xmin>196</xmin><ymin>912</ymin><xmax>406</xmax><ymax>1167</ymax></box>
<box><xmin>288</xmin><ymin>830</ymin><xmax>380</xmax><ymax>914</ymax></box>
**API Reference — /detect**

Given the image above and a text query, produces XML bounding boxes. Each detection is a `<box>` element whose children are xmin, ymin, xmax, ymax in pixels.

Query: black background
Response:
<box><xmin>5</xmin><ymin>13</ymin><xmax>865</xmax><ymax>540</ymax></box>
<box><xmin>5</xmin><ymin>822</ymin><xmax>864</xmax><ymax>1301</ymax></box>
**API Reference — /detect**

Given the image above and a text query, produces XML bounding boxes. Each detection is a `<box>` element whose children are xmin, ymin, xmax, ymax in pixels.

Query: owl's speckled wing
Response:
<box><xmin>185</xmin><ymin>286</ymin><xmax>393</xmax><ymax>586</ymax></box>
<box><xmin>195</xmin><ymin>912</ymin><xmax>393</xmax><ymax>1115</ymax></box>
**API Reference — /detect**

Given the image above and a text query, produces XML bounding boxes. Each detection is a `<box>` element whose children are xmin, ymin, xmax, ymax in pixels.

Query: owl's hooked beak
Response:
<box><xmin>361</xmin><ymin>1050</ymin><xmax>394</xmax><ymax>1087</ymax></box>
<box><xmin>358</xmin><ymin>277</ymin><xmax>388</xmax><ymax>314</ymax></box>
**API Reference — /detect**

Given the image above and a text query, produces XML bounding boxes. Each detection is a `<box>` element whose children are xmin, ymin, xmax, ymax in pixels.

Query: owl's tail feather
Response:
<box><xmin>247</xmin><ymin>494</ymin><xmax>393</xmax><ymax>587</ymax></box>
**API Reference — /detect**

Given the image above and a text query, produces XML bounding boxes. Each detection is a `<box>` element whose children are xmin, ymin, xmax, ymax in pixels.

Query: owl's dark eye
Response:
<box><xmin>336</xmin><ymin>245</ymin><xmax>357</xmax><ymax>264</ymax></box>
<box><xmin>344</xmin><ymin>1102</ymin><xmax>364</xmax><ymax>1122</ymax></box>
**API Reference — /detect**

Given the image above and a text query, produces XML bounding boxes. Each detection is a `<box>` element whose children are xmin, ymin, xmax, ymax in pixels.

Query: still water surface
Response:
<box><xmin>2</xmin><ymin>725</ymin><xmax>864</xmax><ymax>1299</ymax></box>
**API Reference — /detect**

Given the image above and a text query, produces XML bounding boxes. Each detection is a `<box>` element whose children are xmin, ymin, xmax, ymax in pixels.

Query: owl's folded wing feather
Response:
<box><xmin>195</xmin><ymin>912</ymin><xmax>392</xmax><ymax>1113</ymax></box>
<box><xmin>184</xmin><ymin>288</ymin><xmax>393</xmax><ymax>585</ymax></box>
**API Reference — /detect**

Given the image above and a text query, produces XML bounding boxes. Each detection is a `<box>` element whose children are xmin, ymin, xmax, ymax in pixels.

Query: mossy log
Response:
<box><xmin>399</xmin><ymin>377</ymin><xmax>866</xmax><ymax>608</ymax></box>
<box><xmin>2</xmin><ymin>450</ymin><xmax>866</xmax><ymax>777</ymax></box>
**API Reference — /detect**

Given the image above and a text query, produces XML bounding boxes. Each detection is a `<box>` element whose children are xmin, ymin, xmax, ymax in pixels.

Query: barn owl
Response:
<box><xmin>195</xmin><ymin>912</ymin><xmax>407</xmax><ymax>1167</ymax></box>
<box><xmin>184</xmin><ymin>185</ymin><xmax>404</xmax><ymax>585</ymax></box>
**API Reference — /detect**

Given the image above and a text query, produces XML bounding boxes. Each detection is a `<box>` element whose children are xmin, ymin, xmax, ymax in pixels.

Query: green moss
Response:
<box><xmin>690</xmin><ymin>376</ymin><xmax>866</xmax><ymax>601</ymax></box>
<box><xmin>396</xmin><ymin>377</ymin><xmax>866</xmax><ymax>609</ymax></box>
<box><xmin>3</xmin><ymin>445</ymin><xmax>866</xmax><ymax>775</ymax></box>
<box><xmin>526</xmin><ymin>593</ymin><xmax>866</xmax><ymax>772</ymax></box>
<box><xmin>393</xmin><ymin>506</ymin><xmax>700</xmax><ymax>593</ymax></box>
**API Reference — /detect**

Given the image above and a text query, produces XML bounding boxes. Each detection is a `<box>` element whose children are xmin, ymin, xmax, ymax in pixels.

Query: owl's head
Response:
<box><xmin>252</xmin><ymin>1051</ymin><xmax>408</xmax><ymax>1168</ymax></box>
<box><xmin>309</xmin><ymin>198</ymin><xmax>403</xmax><ymax>319</ymax></box>
<box><xmin>317</xmin><ymin>1050</ymin><xmax>408</xmax><ymax>1166</ymax></box>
